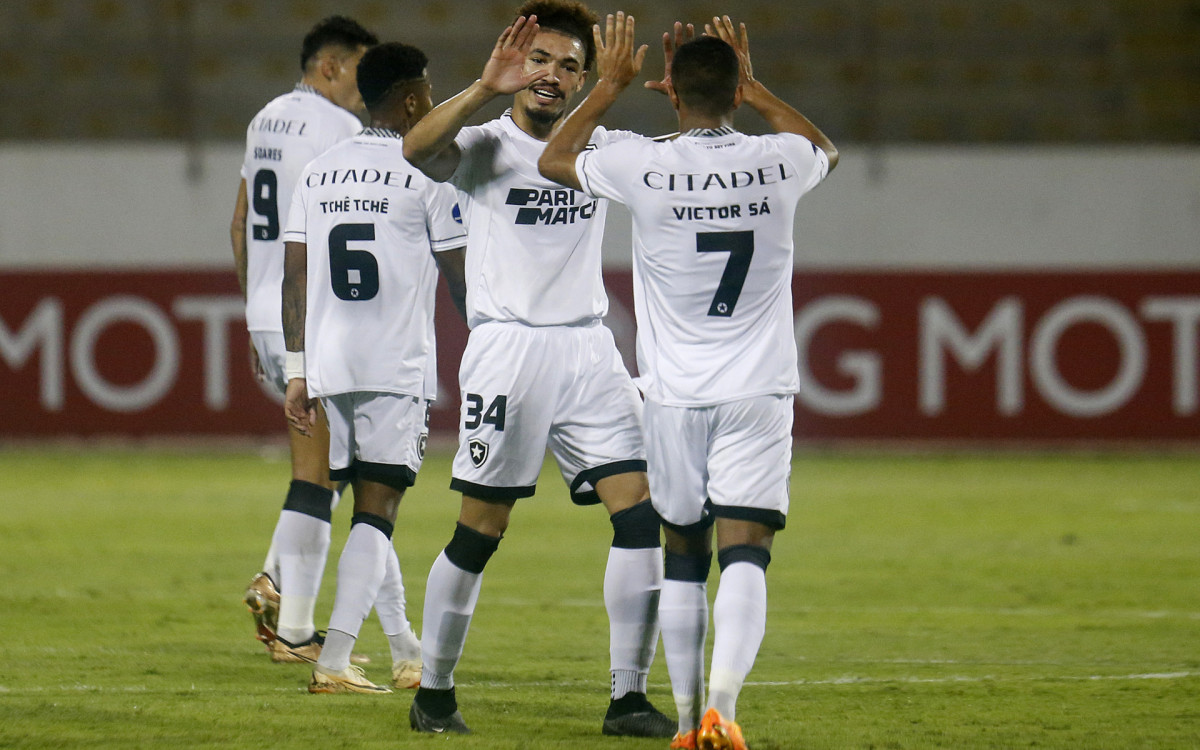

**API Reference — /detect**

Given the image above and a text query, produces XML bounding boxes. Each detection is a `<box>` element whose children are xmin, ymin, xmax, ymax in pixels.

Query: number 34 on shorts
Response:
<box><xmin>464</xmin><ymin>393</ymin><xmax>507</xmax><ymax>431</ymax></box>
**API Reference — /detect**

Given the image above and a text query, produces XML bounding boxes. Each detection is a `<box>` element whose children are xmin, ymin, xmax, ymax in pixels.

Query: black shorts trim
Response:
<box><xmin>330</xmin><ymin>460</ymin><xmax>417</xmax><ymax>492</ymax></box>
<box><xmin>660</xmin><ymin>513</ymin><xmax>716</xmax><ymax>537</ymax></box>
<box><xmin>450</xmin><ymin>478</ymin><xmax>536</xmax><ymax>503</ymax></box>
<box><xmin>706</xmin><ymin>499</ymin><xmax>786</xmax><ymax>531</ymax></box>
<box><xmin>569</xmin><ymin>459</ymin><xmax>648</xmax><ymax>506</ymax></box>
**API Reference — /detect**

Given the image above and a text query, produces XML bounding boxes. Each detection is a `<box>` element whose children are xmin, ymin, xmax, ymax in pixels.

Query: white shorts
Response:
<box><xmin>250</xmin><ymin>330</ymin><xmax>287</xmax><ymax>399</ymax></box>
<box><xmin>645</xmin><ymin>394</ymin><xmax>793</xmax><ymax>531</ymax></box>
<box><xmin>451</xmin><ymin>320</ymin><xmax>646</xmax><ymax>504</ymax></box>
<box><xmin>322</xmin><ymin>391</ymin><xmax>430</xmax><ymax>490</ymax></box>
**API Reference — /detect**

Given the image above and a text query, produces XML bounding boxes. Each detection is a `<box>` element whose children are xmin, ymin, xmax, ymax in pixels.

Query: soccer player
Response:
<box><xmin>539</xmin><ymin>14</ymin><xmax>838</xmax><ymax>750</ymax></box>
<box><xmin>281</xmin><ymin>41</ymin><xmax>467</xmax><ymax>694</ymax></box>
<box><xmin>231</xmin><ymin>16</ymin><xmax>378</xmax><ymax>663</ymax></box>
<box><xmin>401</xmin><ymin>0</ymin><xmax>672</xmax><ymax>737</ymax></box>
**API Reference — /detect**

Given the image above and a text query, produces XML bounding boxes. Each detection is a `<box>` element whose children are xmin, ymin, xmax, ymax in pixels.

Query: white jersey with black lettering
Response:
<box><xmin>241</xmin><ymin>84</ymin><xmax>362</xmax><ymax>333</ymax></box>
<box><xmin>576</xmin><ymin>127</ymin><xmax>829</xmax><ymax>406</ymax></box>
<box><xmin>450</xmin><ymin>110</ymin><xmax>639</xmax><ymax>327</ymax></box>
<box><xmin>282</xmin><ymin>128</ymin><xmax>466</xmax><ymax>400</ymax></box>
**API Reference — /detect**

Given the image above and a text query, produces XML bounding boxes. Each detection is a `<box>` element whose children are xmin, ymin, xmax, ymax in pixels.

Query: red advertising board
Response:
<box><xmin>1</xmin><ymin>269</ymin><xmax>1196</xmax><ymax>441</ymax></box>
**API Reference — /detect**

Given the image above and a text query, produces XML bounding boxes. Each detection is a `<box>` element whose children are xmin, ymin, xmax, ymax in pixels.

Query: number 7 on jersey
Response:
<box><xmin>698</xmin><ymin>230</ymin><xmax>754</xmax><ymax>317</ymax></box>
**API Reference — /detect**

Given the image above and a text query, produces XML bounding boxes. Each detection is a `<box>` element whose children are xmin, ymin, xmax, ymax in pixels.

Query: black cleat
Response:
<box><xmin>410</xmin><ymin>693</ymin><xmax>471</xmax><ymax>734</ymax></box>
<box><xmin>602</xmin><ymin>691</ymin><xmax>677</xmax><ymax>737</ymax></box>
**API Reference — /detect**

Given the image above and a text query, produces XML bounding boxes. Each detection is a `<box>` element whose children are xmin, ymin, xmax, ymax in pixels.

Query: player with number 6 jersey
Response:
<box><xmin>282</xmin><ymin>41</ymin><xmax>467</xmax><ymax>695</ymax></box>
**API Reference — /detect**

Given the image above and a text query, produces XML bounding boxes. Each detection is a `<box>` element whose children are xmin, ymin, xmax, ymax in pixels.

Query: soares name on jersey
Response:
<box><xmin>642</xmin><ymin>162</ymin><xmax>795</xmax><ymax>192</ymax></box>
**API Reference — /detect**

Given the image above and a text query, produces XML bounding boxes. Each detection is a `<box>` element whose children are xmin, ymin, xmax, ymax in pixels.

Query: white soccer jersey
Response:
<box><xmin>450</xmin><ymin>110</ymin><xmax>639</xmax><ymax>327</ymax></box>
<box><xmin>576</xmin><ymin>127</ymin><xmax>829</xmax><ymax>406</ymax></box>
<box><xmin>282</xmin><ymin>128</ymin><xmax>466</xmax><ymax>400</ymax></box>
<box><xmin>240</xmin><ymin>84</ymin><xmax>362</xmax><ymax>333</ymax></box>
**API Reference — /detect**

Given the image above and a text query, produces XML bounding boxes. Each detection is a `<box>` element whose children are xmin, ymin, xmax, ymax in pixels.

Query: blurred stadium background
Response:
<box><xmin>0</xmin><ymin>0</ymin><xmax>1197</xmax><ymax>443</ymax></box>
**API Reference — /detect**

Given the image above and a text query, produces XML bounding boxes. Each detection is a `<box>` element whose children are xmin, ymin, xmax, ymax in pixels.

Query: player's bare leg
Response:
<box><xmin>309</xmin><ymin>477</ymin><xmax>403</xmax><ymax>694</ymax></box>
<box><xmin>411</xmin><ymin>495</ymin><xmax>511</xmax><ymax>734</ymax></box>
<box><xmin>596</xmin><ymin>471</ymin><xmax>674</xmax><ymax>738</ymax></box>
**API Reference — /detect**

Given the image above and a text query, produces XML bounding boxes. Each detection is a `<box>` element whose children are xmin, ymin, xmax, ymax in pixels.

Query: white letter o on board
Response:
<box><xmin>1030</xmin><ymin>297</ymin><xmax>1145</xmax><ymax>417</ymax></box>
<box><xmin>71</xmin><ymin>297</ymin><xmax>180</xmax><ymax>412</ymax></box>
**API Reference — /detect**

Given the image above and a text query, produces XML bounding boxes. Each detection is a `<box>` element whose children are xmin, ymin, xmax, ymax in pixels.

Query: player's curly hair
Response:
<box><xmin>514</xmin><ymin>0</ymin><xmax>598</xmax><ymax>71</ymax></box>
<box><xmin>300</xmin><ymin>16</ymin><xmax>378</xmax><ymax>71</ymax></box>
<box><xmin>357</xmin><ymin>42</ymin><xmax>430</xmax><ymax>113</ymax></box>
<box><xmin>671</xmin><ymin>36</ymin><xmax>740</xmax><ymax>117</ymax></box>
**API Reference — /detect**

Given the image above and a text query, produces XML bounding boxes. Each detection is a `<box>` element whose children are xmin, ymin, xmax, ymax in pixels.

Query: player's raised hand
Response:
<box><xmin>480</xmin><ymin>15</ymin><xmax>549</xmax><ymax>95</ymax></box>
<box><xmin>284</xmin><ymin>378</ymin><xmax>317</xmax><ymax>437</ymax></box>
<box><xmin>594</xmin><ymin>12</ymin><xmax>648</xmax><ymax>91</ymax></box>
<box><xmin>705</xmin><ymin>15</ymin><xmax>754</xmax><ymax>87</ymax></box>
<box><xmin>644</xmin><ymin>21</ymin><xmax>695</xmax><ymax>95</ymax></box>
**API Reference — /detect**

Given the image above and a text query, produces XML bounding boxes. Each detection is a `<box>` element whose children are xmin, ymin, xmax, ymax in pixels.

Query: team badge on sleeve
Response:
<box><xmin>467</xmin><ymin>438</ymin><xmax>489</xmax><ymax>467</ymax></box>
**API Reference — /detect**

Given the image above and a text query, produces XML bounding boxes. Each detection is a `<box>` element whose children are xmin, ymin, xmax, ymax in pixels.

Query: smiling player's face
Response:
<box><xmin>514</xmin><ymin>29</ymin><xmax>588</xmax><ymax>127</ymax></box>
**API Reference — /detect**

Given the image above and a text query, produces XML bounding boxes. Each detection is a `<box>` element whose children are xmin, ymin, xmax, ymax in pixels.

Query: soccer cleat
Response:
<box><xmin>243</xmin><ymin>572</ymin><xmax>279</xmax><ymax>646</ymax></box>
<box><xmin>308</xmin><ymin>664</ymin><xmax>392</xmax><ymax>694</ymax></box>
<box><xmin>671</xmin><ymin>729</ymin><xmax>699</xmax><ymax>749</ymax></box>
<box><xmin>271</xmin><ymin>632</ymin><xmax>324</xmax><ymax>663</ymax></box>
<box><xmin>602</xmin><ymin>692</ymin><xmax>677</xmax><ymax>737</ymax></box>
<box><xmin>409</xmin><ymin>696</ymin><xmax>471</xmax><ymax>734</ymax></box>
<box><xmin>391</xmin><ymin>658</ymin><xmax>422</xmax><ymax>690</ymax></box>
<box><xmin>697</xmin><ymin>708</ymin><xmax>747</xmax><ymax>750</ymax></box>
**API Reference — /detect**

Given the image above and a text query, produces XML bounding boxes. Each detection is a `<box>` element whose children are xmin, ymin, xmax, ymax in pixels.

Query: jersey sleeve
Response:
<box><xmin>424</xmin><ymin>180</ymin><xmax>467</xmax><ymax>253</ymax></box>
<box><xmin>448</xmin><ymin>125</ymin><xmax>490</xmax><ymax>193</ymax></box>
<box><xmin>769</xmin><ymin>132</ymin><xmax>830</xmax><ymax>193</ymax></box>
<box><xmin>575</xmin><ymin>140</ymin><xmax>642</xmax><ymax>203</ymax></box>
<box><xmin>280</xmin><ymin>171</ymin><xmax>309</xmax><ymax>244</ymax></box>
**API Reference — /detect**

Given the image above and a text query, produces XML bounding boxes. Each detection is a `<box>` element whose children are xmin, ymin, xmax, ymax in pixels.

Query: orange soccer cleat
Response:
<box><xmin>697</xmin><ymin>707</ymin><xmax>747</xmax><ymax>750</ymax></box>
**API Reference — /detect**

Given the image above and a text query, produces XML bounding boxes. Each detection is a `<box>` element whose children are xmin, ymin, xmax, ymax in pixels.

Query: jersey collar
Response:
<box><xmin>293</xmin><ymin>82</ymin><xmax>320</xmax><ymax>96</ymax></box>
<box><xmin>681</xmin><ymin>125</ymin><xmax>737</xmax><ymax>138</ymax></box>
<box><xmin>360</xmin><ymin>126</ymin><xmax>403</xmax><ymax>140</ymax></box>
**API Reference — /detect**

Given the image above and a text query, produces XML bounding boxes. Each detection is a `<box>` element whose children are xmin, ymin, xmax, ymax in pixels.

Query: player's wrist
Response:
<box><xmin>284</xmin><ymin>350</ymin><xmax>306</xmax><ymax>381</ymax></box>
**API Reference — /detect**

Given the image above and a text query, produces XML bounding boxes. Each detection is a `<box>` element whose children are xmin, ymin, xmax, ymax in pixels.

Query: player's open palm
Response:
<box><xmin>706</xmin><ymin>16</ymin><xmax>755</xmax><ymax>88</ymax></box>
<box><xmin>481</xmin><ymin>15</ymin><xmax>548</xmax><ymax>95</ymax></box>
<box><xmin>595</xmin><ymin>12</ymin><xmax>648</xmax><ymax>90</ymax></box>
<box><xmin>284</xmin><ymin>378</ymin><xmax>317</xmax><ymax>437</ymax></box>
<box><xmin>644</xmin><ymin>21</ymin><xmax>694</xmax><ymax>95</ymax></box>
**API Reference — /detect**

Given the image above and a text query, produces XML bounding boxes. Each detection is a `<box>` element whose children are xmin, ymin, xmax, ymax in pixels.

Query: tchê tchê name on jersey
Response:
<box><xmin>642</xmin><ymin>163</ymin><xmax>794</xmax><ymax>191</ymax></box>
<box><xmin>505</xmin><ymin>187</ymin><xmax>597</xmax><ymax>226</ymax></box>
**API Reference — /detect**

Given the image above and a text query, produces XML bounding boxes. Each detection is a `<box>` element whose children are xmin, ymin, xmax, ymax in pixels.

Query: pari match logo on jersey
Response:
<box><xmin>505</xmin><ymin>187</ymin><xmax>598</xmax><ymax>226</ymax></box>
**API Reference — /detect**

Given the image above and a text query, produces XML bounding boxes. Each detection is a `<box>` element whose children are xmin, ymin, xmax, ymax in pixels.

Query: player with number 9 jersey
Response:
<box><xmin>241</xmin><ymin>85</ymin><xmax>364</xmax><ymax>353</ymax></box>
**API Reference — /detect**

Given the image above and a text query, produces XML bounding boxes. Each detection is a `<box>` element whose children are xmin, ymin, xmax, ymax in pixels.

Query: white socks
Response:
<box><xmin>317</xmin><ymin>522</ymin><xmax>390</xmax><ymax>671</ymax></box>
<box><xmin>605</xmin><ymin>546</ymin><xmax>664</xmax><ymax>698</ymax></box>
<box><xmin>272</xmin><ymin>509</ymin><xmax>332</xmax><ymax>644</ymax></box>
<box><xmin>376</xmin><ymin>545</ymin><xmax>421</xmax><ymax>664</ymax></box>
<box><xmin>660</xmin><ymin>579</ymin><xmax>708</xmax><ymax>733</ymax></box>
<box><xmin>419</xmin><ymin>551</ymin><xmax>483</xmax><ymax>690</ymax></box>
<box><xmin>708</xmin><ymin>562</ymin><xmax>767</xmax><ymax>720</ymax></box>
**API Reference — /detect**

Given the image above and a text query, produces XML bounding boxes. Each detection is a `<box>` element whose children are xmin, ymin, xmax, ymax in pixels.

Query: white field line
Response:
<box><xmin>3</xmin><ymin>671</ymin><xmax>1197</xmax><ymax>695</ymax></box>
<box><xmin>489</xmin><ymin>598</ymin><xmax>1200</xmax><ymax>620</ymax></box>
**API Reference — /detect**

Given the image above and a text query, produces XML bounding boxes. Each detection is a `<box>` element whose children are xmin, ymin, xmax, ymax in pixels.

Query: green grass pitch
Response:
<box><xmin>1</xmin><ymin>445</ymin><xmax>1197</xmax><ymax>748</ymax></box>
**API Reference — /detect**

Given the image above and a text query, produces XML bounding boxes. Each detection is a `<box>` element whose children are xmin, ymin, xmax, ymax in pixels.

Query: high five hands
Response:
<box><xmin>481</xmin><ymin>15</ymin><xmax>549</xmax><ymax>95</ymax></box>
<box><xmin>593</xmin><ymin>12</ymin><xmax>649</xmax><ymax>91</ymax></box>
